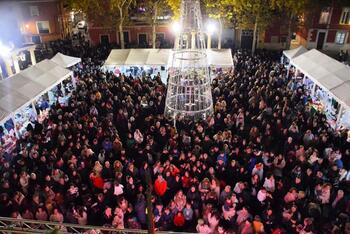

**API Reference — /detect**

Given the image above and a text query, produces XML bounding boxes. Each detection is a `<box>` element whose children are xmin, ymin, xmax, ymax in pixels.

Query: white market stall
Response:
<box><xmin>51</xmin><ymin>52</ymin><xmax>81</xmax><ymax>88</ymax></box>
<box><xmin>282</xmin><ymin>46</ymin><xmax>308</xmax><ymax>64</ymax></box>
<box><xmin>282</xmin><ymin>46</ymin><xmax>308</xmax><ymax>77</ymax></box>
<box><xmin>290</xmin><ymin>49</ymin><xmax>350</xmax><ymax>129</ymax></box>
<box><xmin>104</xmin><ymin>49</ymin><xmax>171</xmax><ymax>83</ymax></box>
<box><xmin>51</xmin><ymin>52</ymin><xmax>81</xmax><ymax>68</ymax></box>
<box><xmin>104</xmin><ymin>49</ymin><xmax>234</xmax><ymax>84</ymax></box>
<box><xmin>206</xmin><ymin>49</ymin><xmax>234</xmax><ymax>72</ymax></box>
<box><xmin>0</xmin><ymin>59</ymin><xmax>73</xmax><ymax>152</ymax></box>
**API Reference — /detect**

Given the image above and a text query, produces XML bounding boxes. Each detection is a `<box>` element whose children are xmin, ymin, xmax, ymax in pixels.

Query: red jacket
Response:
<box><xmin>173</xmin><ymin>212</ymin><xmax>185</xmax><ymax>227</ymax></box>
<box><xmin>91</xmin><ymin>176</ymin><xmax>104</xmax><ymax>189</ymax></box>
<box><xmin>154</xmin><ymin>179</ymin><xmax>167</xmax><ymax>196</ymax></box>
<box><xmin>182</xmin><ymin>176</ymin><xmax>191</xmax><ymax>188</ymax></box>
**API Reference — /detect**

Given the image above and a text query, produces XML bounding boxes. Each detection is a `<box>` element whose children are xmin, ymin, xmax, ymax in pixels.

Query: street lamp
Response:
<box><xmin>0</xmin><ymin>41</ymin><xmax>12</xmax><ymax>58</ymax></box>
<box><xmin>171</xmin><ymin>21</ymin><xmax>182</xmax><ymax>49</ymax></box>
<box><xmin>206</xmin><ymin>21</ymin><xmax>217</xmax><ymax>49</ymax></box>
<box><xmin>171</xmin><ymin>21</ymin><xmax>182</xmax><ymax>34</ymax></box>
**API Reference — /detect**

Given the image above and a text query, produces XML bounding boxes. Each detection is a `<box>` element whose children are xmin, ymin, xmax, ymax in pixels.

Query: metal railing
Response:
<box><xmin>0</xmin><ymin>217</ymin><xmax>193</xmax><ymax>234</ymax></box>
<box><xmin>0</xmin><ymin>216</ymin><xmax>143</xmax><ymax>234</ymax></box>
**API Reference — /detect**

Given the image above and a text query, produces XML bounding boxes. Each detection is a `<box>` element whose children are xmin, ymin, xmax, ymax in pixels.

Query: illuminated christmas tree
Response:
<box><xmin>165</xmin><ymin>0</ymin><xmax>213</xmax><ymax>120</ymax></box>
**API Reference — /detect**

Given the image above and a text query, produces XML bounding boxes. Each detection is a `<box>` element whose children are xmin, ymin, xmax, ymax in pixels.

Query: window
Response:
<box><xmin>340</xmin><ymin>8</ymin><xmax>350</xmax><ymax>24</ymax></box>
<box><xmin>30</xmin><ymin>6</ymin><xmax>39</xmax><ymax>16</ymax></box>
<box><xmin>138</xmin><ymin>33</ymin><xmax>147</xmax><ymax>46</ymax></box>
<box><xmin>36</xmin><ymin>21</ymin><xmax>50</xmax><ymax>34</ymax></box>
<box><xmin>32</xmin><ymin>35</ymin><xmax>41</xmax><ymax>44</ymax></box>
<box><xmin>122</xmin><ymin>31</ymin><xmax>129</xmax><ymax>43</ymax></box>
<box><xmin>100</xmin><ymin>35</ymin><xmax>110</xmax><ymax>44</ymax></box>
<box><xmin>242</xmin><ymin>30</ymin><xmax>253</xmax><ymax>37</ymax></box>
<box><xmin>280</xmin><ymin>36</ymin><xmax>287</xmax><ymax>43</ymax></box>
<box><xmin>319</xmin><ymin>7</ymin><xmax>331</xmax><ymax>24</ymax></box>
<box><xmin>271</xmin><ymin>36</ymin><xmax>279</xmax><ymax>43</ymax></box>
<box><xmin>335</xmin><ymin>31</ymin><xmax>347</xmax><ymax>44</ymax></box>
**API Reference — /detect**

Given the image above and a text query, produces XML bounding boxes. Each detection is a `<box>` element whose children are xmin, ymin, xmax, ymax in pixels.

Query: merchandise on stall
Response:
<box><xmin>0</xmin><ymin>119</ymin><xmax>17</xmax><ymax>153</ymax></box>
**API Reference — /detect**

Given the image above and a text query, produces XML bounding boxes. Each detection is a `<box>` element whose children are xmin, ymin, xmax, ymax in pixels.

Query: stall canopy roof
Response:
<box><xmin>51</xmin><ymin>52</ymin><xmax>81</xmax><ymax>68</ymax></box>
<box><xmin>0</xmin><ymin>59</ymin><xmax>72</xmax><ymax>124</ymax></box>
<box><xmin>283</xmin><ymin>46</ymin><xmax>308</xmax><ymax>60</ymax></box>
<box><xmin>291</xmin><ymin>49</ymin><xmax>350</xmax><ymax>109</ymax></box>
<box><xmin>105</xmin><ymin>49</ymin><xmax>233</xmax><ymax>67</ymax></box>
<box><xmin>206</xmin><ymin>49</ymin><xmax>234</xmax><ymax>67</ymax></box>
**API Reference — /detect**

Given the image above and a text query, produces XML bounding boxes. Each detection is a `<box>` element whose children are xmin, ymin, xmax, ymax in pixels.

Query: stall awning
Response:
<box><xmin>51</xmin><ymin>52</ymin><xmax>81</xmax><ymax>68</ymax></box>
<box><xmin>0</xmin><ymin>107</ymin><xmax>9</xmax><ymax>123</ymax></box>
<box><xmin>0</xmin><ymin>59</ymin><xmax>72</xmax><ymax>124</ymax></box>
<box><xmin>283</xmin><ymin>46</ymin><xmax>308</xmax><ymax>60</ymax></box>
<box><xmin>105</xmin><ymin>49</ymin><xmax>233</xmax><ymax>67</ymax></box>
<box><xmin>146</xmin><ymin>49</ymin><xmax>172</xmax><ymax>65</ymax></box>
<box><xmin>125</xmin><ymin>49</ymin><xmax>152</xmax><ymax>65</ymax></box>
<box><xmin>105</xmin><ymin>49</ymin><xmax>131</xmax><ymax>66</ymax></box>
<box><xmin>291</xmin><ymin>49</ymin><xmax>350</xmax><ymax>109</ymax></box>
<box><xmin>206</xmin><ymin>49</ymin><xmax>234</xmax><ymax>67</ymax></box>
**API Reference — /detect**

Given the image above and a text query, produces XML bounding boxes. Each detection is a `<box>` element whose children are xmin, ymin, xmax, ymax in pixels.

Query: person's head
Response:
<box><xmin>337</xmin><ymin>189</ymin><xmax>344</xmax><ymax>198</ymax></box>
<box><xmin>190</xmin><ymin>186</ymin><xmax>196</xmax><ymax>192</ymax></box>
<box><xmin>267</xmin><ymin>208</ymin><xmax>273</xmax><ymax>216</ymax></box>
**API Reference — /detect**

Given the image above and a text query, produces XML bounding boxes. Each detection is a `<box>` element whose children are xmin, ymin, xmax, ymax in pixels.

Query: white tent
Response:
<box><xmin>283</xmin><ymin>46</ymin><xmax>308</xmax><ymax>60</ymax></box>
<box><xmin>105</xmin><ymin>49</ymin><xmax>131</xmax><ymax>66</ymax></box>
<box><xmin>125</xmin><ymin>49</ymin><xmax>151</xmax><ymax>65</ymax></box>
<box><xmin>0</xmin><ymin>59</ymin><xmax>72</xmax><ymax>124</ymax></box>
<box><xmin>146</xmin><ymin>49</ymin><xmax>172</xmax><ymax>65</ymax></box>
<box><xmin>51</xmin><ymin>52</ymin><xmax>81</xmax><ymax>68</ymax></box>
<box><xmin>206</xmin><ymin>49</ymin><xmax>234</xmax><ymax>67</ymax></box>
<box><xmin>105</xmin><ymin>49</ymin><xmax>233</xmax><ymax>67</ymax></box>
<box><xmin>291</xmin><ymin>49</ymin><xmax>350</xmax><ymax>109</ymax></box>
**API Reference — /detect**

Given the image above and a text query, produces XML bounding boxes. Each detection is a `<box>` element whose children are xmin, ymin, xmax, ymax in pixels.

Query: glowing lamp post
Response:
<box><xmin>206</xmin><ymin>21</ymin><xmax>216</xmax><ymax>49</ymax></box>
<box><xmin>171</xmin><ymin>21</ymin><xmax>182</xmax><ymax>49</ymax></box>
<box><xmin>0</xmin><ymin>42</ymin><xmax>12</xmax><ymax>58</ymax></box>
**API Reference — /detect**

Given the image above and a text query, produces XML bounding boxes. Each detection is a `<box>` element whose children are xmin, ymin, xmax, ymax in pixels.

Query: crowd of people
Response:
<box><xmin>0</xmin><ymin>41</ymin><xmax>350</xmax><ymax>234</ymax></box>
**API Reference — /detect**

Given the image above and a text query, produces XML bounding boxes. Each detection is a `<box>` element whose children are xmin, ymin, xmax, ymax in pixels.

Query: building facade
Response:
<box><xmin>259</xmin><ymin>4</ymin><xmax>350</xmax><ymax>52</ymax></box>
<box><xmin>18</xmin><ymin>0</ymin><xmax>68</xmax><ymax>44</ymax></box>
<box><xmin>88</xmin><ymin>24</ymin><xmax>174</xmax><ymax>48</ymax></box>
<box><xmin>0</xmin><ymin>0</ymin><xmax>69</xmax><ymax>79</ymax></box>
<box><xmin>0</xmin><ymin>0</ymin><xmax>67</xmax><ymax>46</ymax></box>
<box><xmin>301</xmin><ymin>6</ymin><xmax>350</xmax><ymax>52</ymax></box>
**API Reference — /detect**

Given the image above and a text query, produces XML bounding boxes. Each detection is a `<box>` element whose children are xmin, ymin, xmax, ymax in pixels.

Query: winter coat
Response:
<box><xmin>154</xmin><ymin>179</ymin><xmax>167</xmax><ymax>197</ymax></box>
<box><xmin>173</xmin><ymin>212</ymin><xmax>185</xmax><ymax>227</ymax></box>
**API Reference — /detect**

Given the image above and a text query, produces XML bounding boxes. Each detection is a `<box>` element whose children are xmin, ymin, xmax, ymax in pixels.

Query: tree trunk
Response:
<box><xmin>218</xmin><ymin>18</ymin><xmax>223</xmax><ymax>49</ymax></box>
<box><xmin>118</xmin><ymin>6</ymin><xmax>125</xmax><ymax>49</ymax></box>
<box><xmin>252</xmin><ymin>16</ymin><xmax>258</xmax><ymax>55</ymax></box>
<box><xmin>286</xmin><ymin>14</ymin><xmax>293</xmax><ymax>50</ymax></box>
<box><xmin>152</xmin><ymin>5</ymin><xmax>158</xmax><ymax>49</ymax></box>
<box><xmin>152</xmin><ymin>24</ymin><xmax>156</xmax><ymax>49</ymax></box>
<box><xmin>119</xmin><ymin>23</ymin><xmax>125</xmax><ymax>49</ymax></box>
